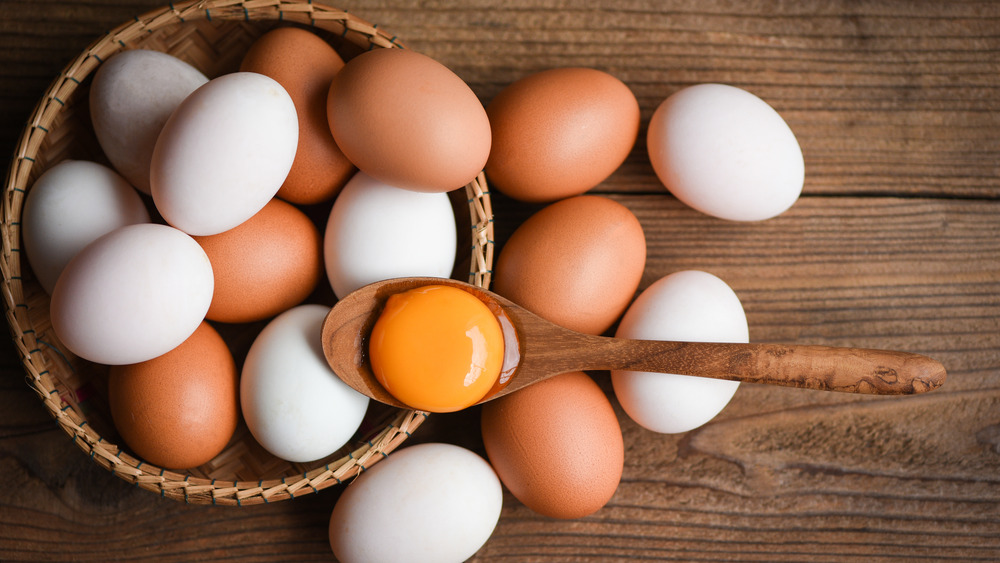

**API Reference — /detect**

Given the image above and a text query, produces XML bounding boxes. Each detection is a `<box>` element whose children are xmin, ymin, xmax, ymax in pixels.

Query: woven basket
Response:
<box><xmin>1</xmin><ymin>0</ymin><xmax>495</xmax><ymax>505</ymax></box>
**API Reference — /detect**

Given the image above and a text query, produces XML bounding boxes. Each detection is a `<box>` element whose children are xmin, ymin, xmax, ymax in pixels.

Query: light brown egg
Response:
<box><xmin>240</xmin><ymin>26</ymin><xmax>353</xmax><ymax>204</ymax></box>
<box><xmin>485</xmin><ymin>67</ymin><xmax>639</xmax><ymax>203</ymax></box>
<box><xmin>327</xmin><ymin>48</ymin><xmax>490</xmax><ymax>193</ymax></box>
<box><xmin>492</xmin><ymin>195</ymin><xmax>646</xmax><ymax>335</ymax></box>
<box><xmin>194</xmin><ymin>198</ymin><xmax>322</xmax><ymax>323</ymax></box>
<box><xmin>108</xmin><ymin>321</ymin><xmax>238</xmax><ymax>469</ymax></box>
<box><xmin>481</xmin><ymin>371</ymin><xmax>624</xmax><ymax>519</ymax></box>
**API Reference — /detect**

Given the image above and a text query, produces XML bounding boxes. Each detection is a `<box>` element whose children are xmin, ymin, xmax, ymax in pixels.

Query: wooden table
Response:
<box><xmin>2</xmin><ymin>1</ymin><xmax>999</xmax><ymax>560</ymax></box>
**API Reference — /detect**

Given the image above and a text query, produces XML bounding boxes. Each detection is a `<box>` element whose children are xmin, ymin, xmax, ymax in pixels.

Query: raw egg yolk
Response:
<box><xmin>369</xmin><ymin>284</ymin><xmax>504</xmax><ymax>413</ymax></box>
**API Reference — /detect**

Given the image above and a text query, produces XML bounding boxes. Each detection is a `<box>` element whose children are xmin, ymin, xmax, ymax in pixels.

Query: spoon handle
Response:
<box><xmin>528</xmin><ymin>333</ymin><xmax>947</xmax><ymax>394</ymax></box>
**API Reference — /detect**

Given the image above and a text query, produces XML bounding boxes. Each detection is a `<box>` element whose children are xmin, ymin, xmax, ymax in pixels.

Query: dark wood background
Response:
<box><xmin>3</xmin><ymin>0</ymin><xmax>999</xmax><ymax>560</ymax></box>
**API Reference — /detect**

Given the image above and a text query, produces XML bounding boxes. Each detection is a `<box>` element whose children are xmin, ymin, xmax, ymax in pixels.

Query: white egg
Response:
<box><xmin>49</xmin><ymin>223</ymin><xmax>213</xmax><ymax>365</ymax></box>
<box><xmin>150</xmin><ymin>72</ymin><xmax>298</xmax><ymax>236</ymax></box>
<box><xmin>22</xmin><ymin>160</ymin><xmax>150</xmax><ymax>294</ymax></box>
<box><xmin>647</xmin><ymin>83</ymin><xmax>804</xmax><ymax>221</ymax></box>
<box><xmin>611</xmin><ymin>270</ymin><xmax>748</xmax><ymax>434</ymax></box>
<box><xmin>329</xmin><ymin>442</ymin><xmax>502</xmax><ymax>563</ymax></box>
<box><xmin>241</xmin><ymin>304</ymin><xmax>369</xmax><ymax>463</ymax></box>
<box><xmin>90</xmin><ymin>49</ymin><xmax>208</xmax><ymax>194</ymax></box>
<box><xmin>324</xmin><ymin>171</ymin><xmax>457</xmax><ymax>298</ymax></box>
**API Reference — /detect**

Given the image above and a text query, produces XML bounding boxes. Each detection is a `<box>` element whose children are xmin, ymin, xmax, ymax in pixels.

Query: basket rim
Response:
<box><xmin>1</xmin><ymin>0</ymin><xmax>495</xmax><ymax>506</ymax></box>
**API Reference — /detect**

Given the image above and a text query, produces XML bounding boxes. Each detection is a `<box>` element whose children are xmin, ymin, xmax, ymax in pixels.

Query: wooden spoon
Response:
<box><xmin>321</xmin><ymin>277</ymin><xmax>947</xmax><ymax>409</ymax></box>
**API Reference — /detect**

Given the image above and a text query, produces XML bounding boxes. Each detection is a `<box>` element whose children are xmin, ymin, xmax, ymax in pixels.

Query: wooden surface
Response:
<box><xmin>2</xmin><ymin>0</ymin><xmax>999</xmax><ymax>561</ymax></box>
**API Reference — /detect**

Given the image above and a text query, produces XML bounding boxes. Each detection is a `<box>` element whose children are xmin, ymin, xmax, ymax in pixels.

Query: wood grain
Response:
<box><xmin>2</xmin><ymin>0</ymin><xmax>999</xmax><ymax>561</ymax></box>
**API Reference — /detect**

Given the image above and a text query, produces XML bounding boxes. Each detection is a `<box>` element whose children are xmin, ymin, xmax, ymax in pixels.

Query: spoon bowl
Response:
<box><xmin>321</xmin><ymin>277</ymin><xmax>947</xmax><ymax>410</ymax></box>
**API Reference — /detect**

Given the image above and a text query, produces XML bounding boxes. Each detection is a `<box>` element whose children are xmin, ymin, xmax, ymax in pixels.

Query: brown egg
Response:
<box><xmin>109</xmin><ymin>321</ymin><xmax>238</xmax><ymax>469</ymax></box>
<box><xmin>327</xmin><ymin>48</ymin><xmax>490</xmax><ymax>193</ymax></box>
<box><xmin>492</xmin><ymin>195</ymin><xmax>646</xmax><ymax>335</ymax></box>
<box><xmin>485</xmin><ymin>67</ymin><xmax>639</xmax><ymax>203</ymax></box>
<box><xmin>481</xmin><ymin>371</ymin><xmax>624</xmax><ymax>519</ymax></box>
<box><xmin>194</xmin><ymin>198</ymin><xmax>322</xmax><ymax>323</ymax></box>
<box><xmin>240</xmin><ymin>26</ymin><xmax>353</xmax><ymax>204</ymax></box>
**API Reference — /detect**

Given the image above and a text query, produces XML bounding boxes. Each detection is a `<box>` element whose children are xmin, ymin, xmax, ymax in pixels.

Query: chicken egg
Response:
<box><xmin>492</xmin><ymin>195</ymin><xmax>645</xmax><ymax>335</ymax></box>
<box><xmin>109</xmin><ymin>321</ymin><xmax>238</xmax><ymax>469</ymax></box>
<box><xmin>323</xmin><ymin>171</ymin><xmax>456</xmax><ymax>299</ymax></box>
<box><xmin>89</xmin><ymin>49</ymin><xmax>208</xmax><ymax>195</ymax></box>
<box><xmin>647</xmin><ymin>83</ymin><xmax>804</xmax><ymax>221</ymax></box>
<box><xmin>485</xmin><ymin>67</ymin><xmax>639</xmax><ymax>202</ymax></box>
<box><xmin>329</xmin><ymin>442</ymin><xmax>502</xmax><ymax>563</ymax></box>
<box><xmin>481</xmin><ymin>371</ymin><xmax>623</xmax><ymax>519</ymax></box>
<box><xmin>611</xmin><ymin>270</ymin><xmax>749</xmax><ymax>434</ymax></box>
<box><xmin>49</xmin><ymin>223</ymin><xmax>214</xmax><ymax>365</ymax></box>
<box><xmin>241</xmin><ymin>304</ymin><xmax>369</xmax><ymax>463</ymax></box>
<box><xmin>151</xmin><ymin>72</ymin><xmax>298</xmax><ymax>236</ymax></box>
<box><xmin>21</xmin><ymin>160</ymin><xmax>150</xmax><ymax>294</ymax></box>
<box><xmin>327</xmin><ymin>48</ymin><xmax>490</xmax><ymax>193</ymax></box>
<box><xmin>194</xmin><ymin>198</ymin><xmax>322</xmax><ymax>324</ymax></box>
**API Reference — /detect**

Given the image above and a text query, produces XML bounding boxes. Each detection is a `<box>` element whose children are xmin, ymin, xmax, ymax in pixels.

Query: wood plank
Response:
<box><xmin>355</xmin><ymin>1</ymin><xmax>1000</xmax><ymax>199</ymax></box>
<box><xmin>2</xmin><ymin>1</ymin><xmax>998</xmax><ymax>198</ymax></box>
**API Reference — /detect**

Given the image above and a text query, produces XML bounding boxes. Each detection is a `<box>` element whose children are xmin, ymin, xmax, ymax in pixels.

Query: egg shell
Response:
<box><xmin>485</xmin><ymin>67</ymin><xmax>640</xmax><ymax>203</ymax></box>
<box><xmin>324</xmin><ymin>171</ymin><xmax>456</xmax><ymax>299</ymax></box>
<box><xmin>492</xmin><ymin>195</ymin><xmax>646</xmax><ymax>335</ymax></box>
<box><xmin>612</xmin><ymin>270</ymin><xmax>748</xmax><ymax>434</ymax></box>
<box><xmin>194</xmin><ymin>198</ymin><xmax>322</xmax><ymax>323</ymax></box>
<box><xmin>49</xmin><ymin>223</ymin><xmax>214</xmax><ymax>365</ymax></box>
<box><xmin>150</xmin><ymin>72</ymin><xmax>298</xmax><ymax>236</ymax></box>
<box><xmin>89</xmin><ymin>49</ymin><xmax>209</xmax><ymax>195</ymax></box>
<box><xmin>481</xmin><ymin>371</ymin><xmax>624</xmax><ymax>519</ymax></box>
<box><xmin>647</xmin><ymin>83</ymin><xmax>804</xmax><ymax>221</ymax></box>
<box><xmin>329</xmin><ymin>442</ymin><xmax>502</xmax><ymax>563</ymax></box>
<box><xmin>326</xmin><ymin>48</ymin><xmax>490</xmax><ymax>193</ymax></box>
<box><xmin>21</xmin><ymin>160</ymin><xmax>150</xmax><ymax>294</ymax></box>
<box><xmin>240</xmin><ymin>27</ymin><xmax>354</xmax><ymax>204</ymax></box>
<box><xmin>241</xmin><ymin>304</ymin><xmax>369</xmax><ymax>462</ymax></box>
<box><xmin>108</xmin><ymin>321</ymin><xmax>238</xmax><ymax>469</ymax></box>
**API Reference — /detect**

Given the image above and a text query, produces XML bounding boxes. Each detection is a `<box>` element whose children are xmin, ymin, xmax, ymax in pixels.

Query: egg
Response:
<box><xmin>151</xmin><ymin>72</ymin><xmax>298</xmax><ymax>236</ymax></box>
<box><xmin>108</xmin><ymin>321</ymin><xmax>238</xmax><ymax>469</ymax></box>
<box><xmin>329</xmin><ymin>442</ymin><xmax>502</xmax><ymax>563</ymax></box>
<box><xmin>194</xmin><ymin>198</ymin><xmax>322</xmax><ymax>323</ymax></box>
<box><xmin>21</xmin><ymin>160</ymin><xmax>150</xmax><ymax>294</ymax></box>
<box><xmin>241</xmin><ymin>305</ymin><xmax>369</xmax><ymax>463</ymax></box>
<box><xmin>492</xmin><ymin>195</ymin><xmax>646</xmax><ymax>335</ymax></box>
<box><xmin>324</xmin><ymin>171</ymin><xmax>456</xmax><ymax>299</ymax></box>
<box><xmin>327</xmin><ymin>48</ymin><xmax>490</xmax><ymax>193</ymax></box>
<box><xmin>49</xmin><ymin>223</ymin><xmax>214</xmax><ymax>365</ymax></box>
<box><xmin>369</xmin><ymin>284</ymin><xmax>504</xmax><ymax>412</ymax></box>
<box><xmin>612</xmin><ymin>270</ymin><xmax>749</xmax><ymax>434</ymax></box>
<box><xmin>89</xmin><ymin>49</ymin><xmax>208</xmax><ymax>195</ymax></box>
<box><xmin>240</xmin><ymin>27</ymin><xmax>354</xmax><ymax>204</ymax></box>
<box><xmin>485</xmin><ymin>67</ymin><xmax>640</xmax><ymax>203</ymax></box>
<box><xmin>647</xmin><ymin>83</ymin><xmax>804</xmax><ymax>221</ymax></box>
<box><xmin>481</xmin><ymin>371</ymin><xmax>623</xmax><ymax>519</ymax></box>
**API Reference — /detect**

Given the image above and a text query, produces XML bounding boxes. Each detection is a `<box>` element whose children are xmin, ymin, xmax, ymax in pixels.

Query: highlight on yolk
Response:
<box><xmin>368</xmin><ymin>284</ymin><xmax>504</xmax><ymax>413</ymax></box>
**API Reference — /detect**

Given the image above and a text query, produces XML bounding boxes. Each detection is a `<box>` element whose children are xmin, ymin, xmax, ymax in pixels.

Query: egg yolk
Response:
<box><xmin>369</xmin><ymin>284</ymin><xmax>504</xmax><ymax>413</ymax></box>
